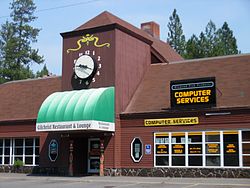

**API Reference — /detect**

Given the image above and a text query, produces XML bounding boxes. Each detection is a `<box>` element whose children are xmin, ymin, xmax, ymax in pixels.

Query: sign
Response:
<box><xmin>225</xmin><ymin>143</ymin><xmax>237</xmax><ymax>153</ymax></box>
<box><xmin>170</xmin><ymin>77</ymin><xmax>216</xmax><ymax>109</ymax></box>
<box><xmin>172</xmin><ymin>144</ymin><xmax>185</xmax><ymax>154</ymax></box>
<box><xmin>156</xmin><ymin>144</ymin><xmax>168</xmax><ymax>154</ymax></box>
<box><xmin>188</xmin><ymin>144</ymin><xmax>202</xmax><ymax>154</ymax></box>
<box><xmin>131</xmin><ymin>138</ymin><xmax>143</xmax><ymax>162</ymax></box>
<box><xmin>49</xmin><ymin>139</ymin><xmax>58</xmax><ymax>162</ymax></box>
<box><xmin>144</xmin><ymin>117</ymin><xmax>198</xmax><ymax>126</ymax></box>
<box><xmin>206</xmin><ymin>143</ymin><xmax>220</xmax><ymax>154</ymax></box>
<box><xmin>145</xmin><ymin>144</ymin><xmax>151</xmax><ymax>155</ymax></box>
<box><xmin>36</xmin><ymin>120</ymin><xmax>115</xmax><ymax>132</ymax></box>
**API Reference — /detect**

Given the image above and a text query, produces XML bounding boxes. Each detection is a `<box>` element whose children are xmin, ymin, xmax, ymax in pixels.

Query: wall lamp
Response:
<box><xmin>205</xmin><ymin>112</ymin><xmax>231</xmax><ymax>116</ymax></box>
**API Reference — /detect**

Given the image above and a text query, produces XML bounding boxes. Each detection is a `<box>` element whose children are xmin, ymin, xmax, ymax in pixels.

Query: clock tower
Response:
<box><xmin>61</xmin><ymin>30</ymin><xmax>115</xmax><ymax>91</ymax></box>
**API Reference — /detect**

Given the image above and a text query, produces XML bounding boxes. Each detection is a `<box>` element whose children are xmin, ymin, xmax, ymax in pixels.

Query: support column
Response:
<box><xmin>69</xmin><ymin>140</ymin><xmax>74</xmax><ymax>176</ymax></box>
<box><xmin>99</xmin><ymin>139</ymin><xmax>104</xmax><ymax>176</ymax></box>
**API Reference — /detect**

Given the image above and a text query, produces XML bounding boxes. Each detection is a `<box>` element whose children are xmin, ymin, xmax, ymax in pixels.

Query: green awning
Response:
<box><xmin>36</xmin><ymin>87</ymin><xmax>114</xmax><ymax>132</ymax></box>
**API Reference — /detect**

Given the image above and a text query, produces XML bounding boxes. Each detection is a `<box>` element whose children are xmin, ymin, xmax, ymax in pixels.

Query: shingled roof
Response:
<box><xmin>75</xmin><ymin>11</ymin><xmax>183</xmax><ymax>63</ymax></box>
<box><xmin>125</xmin><ymin>54</ymin><xmax>250</xmax><ymax>114</ymax></box>
<box><xmin>0</xmin><ymin>76</ymin><xmax>61</xmax><ymax>121</ymax></box>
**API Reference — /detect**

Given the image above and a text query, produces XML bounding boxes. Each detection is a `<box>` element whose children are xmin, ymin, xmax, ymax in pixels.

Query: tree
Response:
<box><xmin>216</xmin><ymin>22</ymin><xmax>239</xmax><ymax>56</ymax></box>
<box><xmin>36</xmin><ymin>64</ymin><xmax>49</xmax><ymax>78</ymax></box>
<box><xmin>0</xmin><ymin>0</ymin><xmax>43</xmax><ymax>84</ymax></box>
<box><xmin>204</xmin><ymin>20</ymin><xmax>217</xmax><ymax>57</ymax></box>
<box><xmin>185</xmin><ymin>34</ymin><xmax>200</xmax><ymax>59</ymax></box>
<box><xmin>167</xmin><ymin>9</ymin><xmax>186</xmax><ymax>56</ymax></box>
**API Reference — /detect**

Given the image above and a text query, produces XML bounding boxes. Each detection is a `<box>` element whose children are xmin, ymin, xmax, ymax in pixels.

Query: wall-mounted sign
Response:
<box><xmin>170</xmin><ymin>77</ymin><xmax>216</xmax><ymax>109</ymax></box>
<box><xmin>48</xmin><ymin>139</ymin><xmax>58</xmax><ymax>162</ymax></box>
<box><xmin>131</xmin><ymin>138</ymin><xmax>143</xmax><ymax>162</ymax></box>
<box><xmin>145</xmin><ymin>144</ymin><xmax>151</xmax><ymax>155</ymax></box>
<box><xmin>144</xmin><ymin>117</ymin><xmax>199</xmax><ymax>126</ymax></box>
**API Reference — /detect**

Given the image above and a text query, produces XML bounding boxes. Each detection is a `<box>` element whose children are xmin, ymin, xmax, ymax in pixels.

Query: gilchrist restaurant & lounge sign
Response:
<box><xmin>170</xmin><ymin>77</ymin><xmax>216</xmax><ymax>109</ymax></box>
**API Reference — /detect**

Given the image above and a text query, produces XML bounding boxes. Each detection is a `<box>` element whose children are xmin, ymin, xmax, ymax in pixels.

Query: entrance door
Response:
<box><xmin>88</xmin><ymin>138</ymin><xmax>100</xmax><ymax>173</ymax></box>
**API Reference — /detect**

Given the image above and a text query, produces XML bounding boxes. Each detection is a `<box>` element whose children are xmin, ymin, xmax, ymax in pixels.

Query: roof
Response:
<box><xmin>125</xmin><ymin>54</ymin><xmax>250</xmax><ymax>113</ymax></box>
<box><xmin>75</xmin><ymin>11</ymin><xmax>183</xmax><ymax>63</ymax></box>
<box><xmin>0</xmin><ymin>76</ymin><xmax>62</xmax><ymax>122</ymax></box>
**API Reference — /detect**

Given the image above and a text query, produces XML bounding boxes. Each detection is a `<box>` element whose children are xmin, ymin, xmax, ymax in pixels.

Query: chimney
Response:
<box><xmin>141</xmin><ymin>21</ymin><xmax>160</xmax><ymax>39</ymax></box>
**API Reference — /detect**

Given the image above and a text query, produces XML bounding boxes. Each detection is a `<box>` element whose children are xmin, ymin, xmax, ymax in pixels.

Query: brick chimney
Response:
<box><xmin>141</xmin><ymin>21</ymin><xmax>160</xmax><ymax>39</ymax></box>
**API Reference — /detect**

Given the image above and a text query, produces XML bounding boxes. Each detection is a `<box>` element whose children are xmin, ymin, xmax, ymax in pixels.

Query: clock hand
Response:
<box><xmin>76</xmin><ymin>64</ymin><xmax>93</xmax><ymax>70</ymax></box>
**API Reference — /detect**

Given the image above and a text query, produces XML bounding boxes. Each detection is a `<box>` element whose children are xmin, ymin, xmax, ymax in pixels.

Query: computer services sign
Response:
<box><xmin>170</xmin><ymin>77</ymin><xmax>216</xmax><ymax>109</ymax></box>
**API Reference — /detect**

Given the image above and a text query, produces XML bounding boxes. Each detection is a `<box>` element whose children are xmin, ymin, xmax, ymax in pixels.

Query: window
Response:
<box><xmin>0</xmin><ymin>138</ymin><xmax>39</xmax><ymax>166</ymax></box>
<box><xmin>154</xmin><ymin>130</ymin><xmax>249</xmax><ymax>168</ymax></box>
<box><xmin>205</xmin><ymin>132</ymin><xmax>220</xmax><ymax>166</ymax></box>
<box><xmin>188</xmin><ymin>132</ymin><xmax>202</xmax><ymax>166</ymax></box>
<box><xmin>242</xmin><ymin>131</ymin><xmax>250</xmax><ymax>167</ymax></box>
<box><xmin>223</xmin><ymin>131</ymin><xmax>239</xmax><ymax>166</ymax></box>
<box><xmin>155</xmin><ymin>133</ymin><xmax>169</xmax><ymax>166</ymax></box>
<box><xmin>171</xmin><ymin>133</ymin><xmax>185</xmax><ymax>166</ymax></box>
<box><xmin>131</xmin><ymin>137</ymin><xmax>143</xmax><ymax>162</ymax></box>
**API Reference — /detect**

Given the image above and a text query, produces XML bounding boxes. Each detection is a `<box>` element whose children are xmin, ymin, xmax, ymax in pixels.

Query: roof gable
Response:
<box><xmin>74</xmin><ymin>11</ymin><xmax>183</xmax><ymax>63</ymax></box>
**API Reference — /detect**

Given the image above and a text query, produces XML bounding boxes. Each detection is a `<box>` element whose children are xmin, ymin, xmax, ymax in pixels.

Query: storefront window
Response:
<box><xmin>171</xmin><ymin>133</ymin><xmax>185</xmax><ymax>166</ymax></box>
<box><xmin>242</xmin><ymin>131</ymin><xmax>250</xmax><ymax>167</ymax></box>
<box><xmin>154</xmin><ymin>130</ymin><xmax>249</xmax><ymax>168</ymax></box>
<box><xmin>155</xmin><ymin>133</ymin><xmax>169</xmax><ymax>166</ymax></box>
<box><xmin>223</xmin><ymin>131</ymin><xmax>239</xmax><ymax>166</ymax></box>
<box><xmin>205</xmin><ymin>132</ymin><xmax>220</xmax><ymax>166</ymax></box>
<box><xmin>0</xmin><ymin>138</ymin><xmax>39</xmax><ymax>166</ymax></box>
<box><xmin>188</xmin><ymin>132</ymin><xmax>202</xmax><ymax>166</ymax></box>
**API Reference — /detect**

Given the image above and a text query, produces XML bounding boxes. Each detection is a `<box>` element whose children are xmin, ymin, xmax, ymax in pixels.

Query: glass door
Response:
<box><xmin>88</xmin><ymin>138</ymin><xmax>100</xmax><ymax>173</ymax></box>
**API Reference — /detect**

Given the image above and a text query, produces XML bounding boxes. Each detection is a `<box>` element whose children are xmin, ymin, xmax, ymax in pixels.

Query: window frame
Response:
<box><xmin>154</xmin><ymin>130</ymin><xmax>250</xmax><ymax>168</ymax></box>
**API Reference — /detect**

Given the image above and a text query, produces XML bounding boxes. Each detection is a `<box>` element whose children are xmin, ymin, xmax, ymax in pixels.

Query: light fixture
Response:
<box><xmin>205</xmin><ymin>112</ymin><xmax>231</xmax><ymax>116</ymax></box>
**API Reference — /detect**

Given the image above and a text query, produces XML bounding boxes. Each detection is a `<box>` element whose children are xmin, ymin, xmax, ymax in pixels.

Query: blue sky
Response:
<box><xmin>0</xmin><ymin>0</ymin><xmax>249</xmax><ymax>75</ymax></box>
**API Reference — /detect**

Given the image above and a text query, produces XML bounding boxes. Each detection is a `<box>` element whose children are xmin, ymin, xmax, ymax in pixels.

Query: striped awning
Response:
<box><xmin>36</xmin><ymin>87</ymin><xmax>114</xmax><ymax>132</ymax></box>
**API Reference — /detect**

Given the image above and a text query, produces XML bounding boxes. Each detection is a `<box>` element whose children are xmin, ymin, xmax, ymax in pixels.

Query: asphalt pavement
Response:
<box><xmin>0</xmin><ymin>173</ymin><xmax>250</xmax><ymax>188</ymax></box>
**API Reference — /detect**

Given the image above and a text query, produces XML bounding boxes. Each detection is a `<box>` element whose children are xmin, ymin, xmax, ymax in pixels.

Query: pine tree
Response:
<box><xmin>185</xmin><ymin>34</ymin><xmax>199</xmax><ymax>59</ymax></box>
<box><xmin>216</xmin><ymin>22</ymin><xmax>239</xmax><ymax>56</ymax></box>
<box><xmin>167</xmin><ymin>9</ymin><xmax>186</xmax><ymax>56</ymax></box>
<box><xmin>0</xmin><ymin>0</ymin><xmax>43</xmax><ymax>83</ymax></box>
<box><xmin>36</xmin><ymin>64</ymin><xmax>49</xmax><ymax>78</ymax></box>
<box><xmin>204</xmin><ymin>20</ymin><xmax>217</xmax><ymax>57</ymax></box>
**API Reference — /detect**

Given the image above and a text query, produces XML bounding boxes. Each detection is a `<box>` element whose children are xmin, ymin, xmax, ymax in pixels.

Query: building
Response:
<box><xmin>0</xmin><ymin>11</ymin><xmax>250</xmax><ymax>178</ymax></box>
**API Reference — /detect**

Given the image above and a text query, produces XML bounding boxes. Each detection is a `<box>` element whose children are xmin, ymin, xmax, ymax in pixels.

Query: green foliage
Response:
<box><xmin>166</xmin><ymin>9</ymin><xmax>239</xmax><ymax>59</ymax></box>
<box><xmin>36</xmin><ymin>64</ymin><xmax>49</xmax><ymax>78</ymax></box>
<box><xmin>0</xmin><ymin>0</ymin><xmax>44</xmax><ymax>84</ymax></box>
<box><xmin>167</xmin><ymin>9</ymin><xmax>186</xmax><ymax>56</ymax></box>
<box><xmin>14</xmin><ymin>159</ymin><xmax>24</xmax><ymax>168</ymax></box>
<box><xmin>184</xmin><ymin>21</ymin><xmax>239</xmax><ymax>59</ymax></box>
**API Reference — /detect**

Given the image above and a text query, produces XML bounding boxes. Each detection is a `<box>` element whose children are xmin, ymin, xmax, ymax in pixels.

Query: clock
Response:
<box><xmin>74</xmin><ymin>55</ymin><xmax>95</xmax><ymax>79</ymax></box>
<box><xmin>71</xmin><ymin>50</ymin><xmax>101</xmax><ymax>90</ymax></box>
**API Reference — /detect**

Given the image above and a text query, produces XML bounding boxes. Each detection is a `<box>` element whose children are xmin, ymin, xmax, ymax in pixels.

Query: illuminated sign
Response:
<box><xmin>144</xmin><ymin>117</ymin><xmax>198</xmax><ymax>126</ymax></box>
<box><xmin>170</xmin><ymin>77</ymin><xmax>216</xmax><ymax>109</ymax></box>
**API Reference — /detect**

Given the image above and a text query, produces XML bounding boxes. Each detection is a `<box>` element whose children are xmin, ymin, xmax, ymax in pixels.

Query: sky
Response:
<box><xmin>0</xmin><ymin>0</ymin><xmax>249</xmax><ymax>75</ymax></box>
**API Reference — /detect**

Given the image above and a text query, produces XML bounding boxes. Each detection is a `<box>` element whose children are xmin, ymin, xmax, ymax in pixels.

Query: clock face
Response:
<box><xmin>74</xmin><ymin>55</ymin><xmax>95</xmax><ymax>79</ymax></box>
<box><xmin>71</xmin><ymin>50</ymin><xmax>102</xmax><ymax>90</ymax></box>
